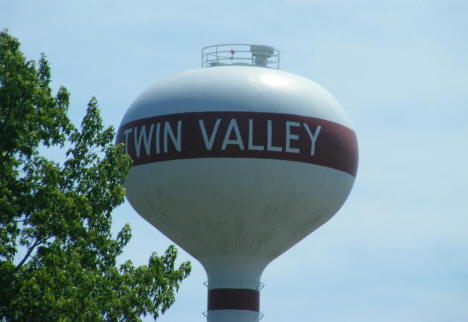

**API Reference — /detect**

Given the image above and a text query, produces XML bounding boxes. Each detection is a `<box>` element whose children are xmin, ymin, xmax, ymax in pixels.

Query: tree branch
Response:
<box><xmin>14</xmin><ymin>238</ymin><xmax>42</xmax><ymax>271</ymax></box>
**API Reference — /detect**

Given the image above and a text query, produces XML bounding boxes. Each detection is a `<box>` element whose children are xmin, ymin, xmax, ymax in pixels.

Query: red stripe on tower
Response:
<box><xmin>208</xmin><ymin>289</ymin><xmax>260</xmax><ymax>312</ymax></box>
<box><xmin>116</xmin><ymin>111</ymin><xmax>358</xmax><ymax>177</ymax></box>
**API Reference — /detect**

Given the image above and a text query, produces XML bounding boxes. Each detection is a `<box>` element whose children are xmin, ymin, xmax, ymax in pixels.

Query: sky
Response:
<box><xmin>2</xmin><ymin>0</ymin><xmax>468</xmax><ymax>321</ymax></box>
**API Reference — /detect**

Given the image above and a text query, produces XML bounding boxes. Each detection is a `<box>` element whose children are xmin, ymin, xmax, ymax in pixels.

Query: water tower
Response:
<box><xmin>116</xmin><ymin>44</ymin><xmax>358</xmax><ymax>321</ymax></box>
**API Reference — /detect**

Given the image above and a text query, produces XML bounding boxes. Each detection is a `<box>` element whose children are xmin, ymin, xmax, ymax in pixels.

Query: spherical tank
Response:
<box><xmin>116</xmin><ymin>44</ymin><xmax>358</xmax><ymax>322</ymax></box>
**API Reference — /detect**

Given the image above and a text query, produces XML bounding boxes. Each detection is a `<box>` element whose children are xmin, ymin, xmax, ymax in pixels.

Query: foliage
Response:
<box><xmin>0</xmin><ymin>30</ymin><xmax>191</xmax><ymax>321</ymax></box>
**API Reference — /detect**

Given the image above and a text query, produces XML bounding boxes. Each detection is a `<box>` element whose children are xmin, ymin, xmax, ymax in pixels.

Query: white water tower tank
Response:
<box><xmin>116</xmin><ymin>44</ymin><xmax>358</xmax><ymax>322</ymax></box>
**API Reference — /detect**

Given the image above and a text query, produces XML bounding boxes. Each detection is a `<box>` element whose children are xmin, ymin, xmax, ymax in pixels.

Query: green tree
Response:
<box><xmin>0</xmin><ymin>30</ymin><xmax>190</xmax><ymax>321</ymax></box>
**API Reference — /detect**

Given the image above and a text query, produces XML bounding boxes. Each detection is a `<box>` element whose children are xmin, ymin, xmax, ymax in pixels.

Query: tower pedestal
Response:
<box><xmin>204</xmin><ymin>256</ymin><xmax>265</xmax><ymax>322</ymax></box>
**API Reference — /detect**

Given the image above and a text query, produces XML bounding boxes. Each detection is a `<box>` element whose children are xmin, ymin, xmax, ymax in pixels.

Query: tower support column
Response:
<box><xmin>203</xmin><ymin>256</ymin><xmax>266</xmax><ymax>322</ymax></box>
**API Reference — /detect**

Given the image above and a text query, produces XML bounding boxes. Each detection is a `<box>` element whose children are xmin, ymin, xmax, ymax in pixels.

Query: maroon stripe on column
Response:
<box><xmin>208</xmin><ymin>288</ymin><xmax>260</xmax><ymax>312</ymax></box>
<box><xmin>116</xmin><ymin>111</ymin><xmax>359</xmax><ymax>177</ymax></box>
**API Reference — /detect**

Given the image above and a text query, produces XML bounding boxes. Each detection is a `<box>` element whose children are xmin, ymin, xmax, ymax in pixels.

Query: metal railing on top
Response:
<box><xmin>202</xmin><ymin>44</ymin><xmax>280</xmax><ymax>69</ymax></box>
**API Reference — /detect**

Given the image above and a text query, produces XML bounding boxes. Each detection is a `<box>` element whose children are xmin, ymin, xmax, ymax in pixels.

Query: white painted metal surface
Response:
<box><xmin>117</xmin><ymin>47</ymin><xmax>358</xmax><ymax>321</ymax></box>
<box><xmin>121</xmin><ymin>66</ymin><xmax>352</xmax><ymax>128</ymax></box>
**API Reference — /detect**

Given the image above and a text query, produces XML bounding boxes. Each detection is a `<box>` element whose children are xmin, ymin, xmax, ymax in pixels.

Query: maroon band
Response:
<box><xmin>208</xmin><ymin>288</ymin><xmax>260</xmax><ymax>312</ymax></box>
<box><xmin>116</xmin><ymin>111</ymin><xmax>358</xmax><ymax>177</ymax></box>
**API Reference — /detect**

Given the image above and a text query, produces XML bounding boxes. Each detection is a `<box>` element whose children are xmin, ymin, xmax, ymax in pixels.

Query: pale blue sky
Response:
<box><xmin>2</xmin><ymin>1</ymin><xmax>468</xmax><ymax>321</ymax></box>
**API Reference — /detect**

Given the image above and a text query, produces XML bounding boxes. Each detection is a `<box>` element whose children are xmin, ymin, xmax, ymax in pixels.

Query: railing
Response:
<box><xmin>203</xmin><ymin>280</ymin><xmax>265</xmax><ymax>290</ymax></box>
<box><xmin>202</xmin><ymin>44</ymin><xmax>280</xmax><ymax>69</ymax></box>
<box><xmin>202</xmin><ymin>311</ymin><xmax>264</xmax><ymax>320</ymax></box>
